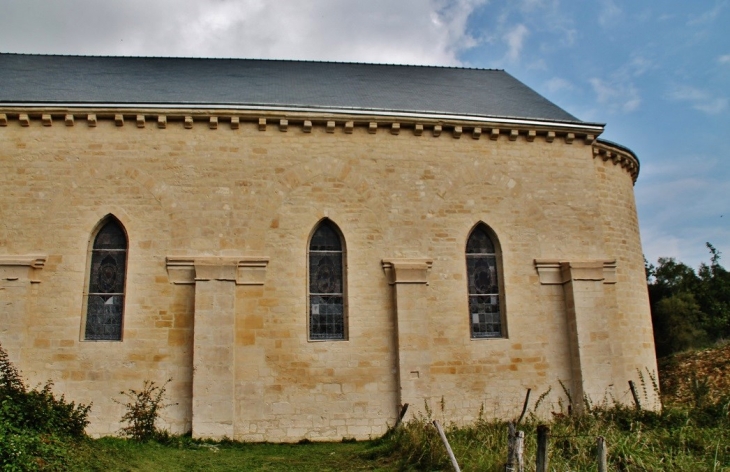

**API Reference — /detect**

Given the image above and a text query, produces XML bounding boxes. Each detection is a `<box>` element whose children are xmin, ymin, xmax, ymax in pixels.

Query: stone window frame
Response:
<box><xmin>307</xmin><ymin>218</ymin><xmax>348</xmax><ymax>341</ymax></box>
<box><xmin>80</xmin><ymin>214</ymin><xmax>129</xmax><ymax>342</ymax></box>
<box><xmin>466</xmin><ymin>222</ymin><xmax>507</xmax><ymax>339</ymax></box>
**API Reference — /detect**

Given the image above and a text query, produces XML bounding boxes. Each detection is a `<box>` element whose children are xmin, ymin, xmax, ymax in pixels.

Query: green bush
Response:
<box><xmin>116</xmin><ymin>379</ymin><xmax>175</xmax><ymax>441</ymax></box>
<box><xmin>0</xmin><ymin>343</ymin><xmax>91</xmax><ymax>471</ymax></box>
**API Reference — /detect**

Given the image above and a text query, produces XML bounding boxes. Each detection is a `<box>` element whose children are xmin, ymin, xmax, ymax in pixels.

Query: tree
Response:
<box><xmin>647</xmin><ymin>243</ymin><xmax>730</xmax><ymax>356</ymax></box>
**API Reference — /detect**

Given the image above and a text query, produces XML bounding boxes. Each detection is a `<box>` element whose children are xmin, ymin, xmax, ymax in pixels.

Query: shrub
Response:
<box><xmin>0</xmin><ymin>343</ymin><xmax>91</xmax><ymax>470</ymax></box>
<box><xmin>116</xmin><ymin>379</ymin><xmax>175</xmax><ymax>441</ymax></box>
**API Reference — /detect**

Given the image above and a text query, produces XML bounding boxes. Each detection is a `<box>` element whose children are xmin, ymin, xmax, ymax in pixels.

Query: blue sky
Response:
<box><xmin>1</xmin><ymin>0</ymin><xmax>728</xmax><ymax>269</ymax></box>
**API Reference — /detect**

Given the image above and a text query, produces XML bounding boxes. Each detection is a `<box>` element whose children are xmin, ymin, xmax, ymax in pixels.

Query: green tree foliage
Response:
<box><xmin>648</xmin><ymin>243</ymin><xmax>730</xmax><ymax>356</ymax></box>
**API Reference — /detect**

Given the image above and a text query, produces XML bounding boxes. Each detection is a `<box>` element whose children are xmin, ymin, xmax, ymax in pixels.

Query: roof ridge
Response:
<box><xmin>0</xmin><ymin>52</ymin><xmax>503</xmax><ymax>72</ymax></box>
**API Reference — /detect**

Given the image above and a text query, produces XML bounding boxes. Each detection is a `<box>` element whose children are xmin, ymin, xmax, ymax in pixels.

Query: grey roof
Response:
<box><xmin>0</xmin><ymin>53</ymin><xmax>585</xmax><ymax>124</ymax></box>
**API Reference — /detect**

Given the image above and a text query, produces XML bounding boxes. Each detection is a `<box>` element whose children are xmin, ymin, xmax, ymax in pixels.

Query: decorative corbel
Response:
<box><xmin>368</xmin><ymin>122</ymin><xmax>377</xmax><ymax>134</ymax></box>
<box><xmin>42</xmin><ymin>114</ymin><xmax>52</xmax><ymax>127</ymax></box>
<box><xmin>509</xmin><ymin>129</ymin><xmax>519</xmax><ymax>141</ymax></box>
<box><xmin>136</xmin><ymin>115</ymin><xmax>145</xmax><ymax>128</ymax></box>
<box><xmin>326</xmin><ymin>121</ymin><xmax>335</xmax><ymax>133</ymax></box>
<box><xmin>303</xmin><ymin>120</ymin><xmax>312</xmax><ymax>133</ymax></box>
<box><xmin>209</xmin><ymin>116</ymin><xmax>218</xmax><ymax>130</ymax></box>
<box><xmin>472</xmin><ymin>127</ymin><xmax>481</xmax><ymax>139</ymax></box>
<box><xmin>64</xmin><ymin>114</ymin><xmax>74</xmax><ymax>126</ymax></box>
<box><xmin>157</xmin><ymin>115</ymin><xmax>167</xmax><ymax>129</ymax></box>
<box><xmin>344</xmin><ymin>121</ymin><xmax>353</xmax><ymax>134</ymax></box>
<box><xmin>527</xmin><ymin>130</ymin><xmax>536</xmax><ymax>142</ymax></box>
<box><xmin>184</xmin><ymin>116</ymin><xmax>193</xmax><ymax>129</ymax></box>
<box><xmin>230</xmin><ymin>116</ymin><xmax>240</xmax><ymax>130</ymax></box>
<box><xmin>490</xmin><ymin>128</ymin><xmax>500</xmax><ymax>140</ymax></box>
<box><xmin>87</xmin><ymin>114</ymin><xmax>97</xmax><ymax>127</ymax></box>
<box><xmin>0</xmin><ymin>114</ymin><xmax>7</xmax><ymax>126</ymax></box>
<box><xmin>414</xmin><ymin>123</ymin><xmax>423</xmax><ymax>136</ymax></box>
<box><xmin>391</xmin><ymin>123</ymin><xmax>400</xmax><ymax>135</ymax></box>
<box><xmin>258</xmin><ymin>118</ymin><xmax>266</xmax><ymax>131</ymax></box>
<box><xmin>19</xmin><ymin>114</ymin><xmax>29</xmax><ymax>127</ymax></box>
<box><xmin>433</xmin><ymin>124</ymin><xmax>442</xmax><ymax>137</ymax></box>
<box><xmin>279</xmin><ymin>119</ymin><xmax>288</xmax><ymax>132</ymax></box>
<box><xmin>546</xmin><ymin>131</ymin><xmax>555</xmax><ymax>143</ymax></box>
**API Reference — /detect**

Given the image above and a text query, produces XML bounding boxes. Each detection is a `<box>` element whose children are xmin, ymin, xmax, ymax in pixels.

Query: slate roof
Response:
<box><xmin>0</xmin><ymin>53</ymin><xmax>588</xmax><ymax>124</ymax></box>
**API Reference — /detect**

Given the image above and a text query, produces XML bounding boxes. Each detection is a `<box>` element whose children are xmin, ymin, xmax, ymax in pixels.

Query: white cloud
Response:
<box><xmin>589</xmin><ymin>78</ymin><xmax>641</xmax><ymax>113</ymax></box>
<box><xmin>687</xmin><ymin>2</ymin><xmax>727</xmax><ymax>26</ymax></box>
<box><xmin>544</xmin><ymin>77</ymin><xmax>573</xmax><ymax>93</ymax></box>
<box><xmin>667</xmin><ymin>84</ymin><xmax>728</xmax><ymax>115</ymax></box>
<box><xmin>719</xmin><ymin>54</ymin><xmax>730</xmax><ymax>64</ymax></box>
<box><xmin>598</xmin><ymin>0</ymin><xmax>622</xmax><ymax>27</ymax></box>
<box><xmin>0</xmin><ymin>0</ymin><xmax>487</xmax><ymax>65</ymax></box>
<box><xmin>504</xmin><ymin>23</ymin><xmax>529</xmax><ymax>62</ymax></box>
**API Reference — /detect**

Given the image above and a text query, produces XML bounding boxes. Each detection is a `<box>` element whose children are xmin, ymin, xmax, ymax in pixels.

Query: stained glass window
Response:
<box><xmin>85</xmin><ymin>217</ymin><xmax>127</xmax><ymax>341</ymax></box>
<box><xmin>309</xmin><ymin>221</ymin><xmax>346</xmax><ymax>340</ymax></box>
<box><xmin>466</xmin><ymin>225</ymin><xmax>503</xmax><ymax>338</ymax></box>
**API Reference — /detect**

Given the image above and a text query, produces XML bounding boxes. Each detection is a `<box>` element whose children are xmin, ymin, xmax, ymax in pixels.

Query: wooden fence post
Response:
<box><xmin>596</xmin><ymin>436</ymin><xmax>607</xmax><ymax>472</ymax></box>
<box><xmin>433</xmin><ymin>420</ymin><xmax>461</xmax><ymax>472</ymax></box>
<box><xmin>536</xmin><ymin>424</ymin><xmax>549</xmax><ymax>472</ymax></box>
<box><xmin>516</xmin><ymin>388</ymin><xmax>531</xmax><ymax>424</ymax></box>
<box><xmin>394</xmin><ymin>403</ymin><xmax>409</xmax><ymax>428</ymax></box>
<box><xmin>628</xmin><ymin>380</ymin><xmax>642</xmax><ymax>410</ymax></box>
<box><xmin>505</xmin><ymin>423</ymin><xmax>524</xmax><ymax>472</ymax></box>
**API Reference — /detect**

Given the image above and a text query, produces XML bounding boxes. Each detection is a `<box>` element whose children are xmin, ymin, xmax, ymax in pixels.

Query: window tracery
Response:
<box><xmin>84</xmin><ymin>217</ymin><xmax>127</xmax><ymax>341</ymax></box>
<box><xmin>466</xmin><ymin>224</ymin><xmax>503</xmax><ymax>338</ymax></box>
<box><xmin>308</xmin><ymin>220</ymin><xmax>346</xmax><ymax>340</ymax></box>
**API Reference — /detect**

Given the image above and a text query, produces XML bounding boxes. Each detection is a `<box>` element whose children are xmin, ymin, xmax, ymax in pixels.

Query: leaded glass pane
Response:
<box><xmin>309</xmin><ymin>224</ymin><xmax>342</xmax><ymax>251</ymax></box>
<box><xmin>85</xmin><ymin>218</ymin><xmax>127</xmax><ymax>341</ymax></box>
<box><xmin>466</xmin><ymin>227</ymin><xmax>495</xmax><ymax>254</ymax></box>
<box><xmin>85</xmin><ymin>294</ymin><xmax>124</xmax><ymax>340</ymax></box>
<box><xmin>88</xmin><ymin>251</ymin><xmax>127</xmax><ymax>295</ymax></box>
<box><xmin>93</xmin><ymin>220</ymin><xmax>127</xmax><ymax>250</ymax></box>
<box><xmin>467</xmin><ymin>225</ymin><xmax>502</xmax><ymax>338</ymax></box>
<box><xmin>470</xmin><ymin>295</ymin><xmax>501</xmax><ymax>338</ymax></box>
<box><xmin>309</xmin><ymin>295</ymin><xmax>344</xmax><ymax>340</ymax></box>
<box><xmin>308</xmin><ymin>221</ymin><xmax>345</xmax><ymax>340</ymax></box>
<box><xmin>467</xmin><ymin>256</ymin><xmax>498</xmax><ymax>295</ymax></box>
<box><xmin>309</xmin><ymin>253</ymin><xmax>343</xmax><ymax>294</ymax></box>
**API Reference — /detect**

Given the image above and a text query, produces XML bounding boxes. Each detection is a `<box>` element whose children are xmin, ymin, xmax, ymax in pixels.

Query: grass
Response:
<box><xmin>385</xmin><ymin>405</ymin><xmax>730</xmax><ymax>471</ymax></box>
<box><xmin>7</xmin><ymin>344</ymin><xmax>730</xmax><ymax>471</ymax></box>
<box><xmin>68</xmin><ymin>436</ymin><xmax>396</xmax><ymax>471</ymax></box>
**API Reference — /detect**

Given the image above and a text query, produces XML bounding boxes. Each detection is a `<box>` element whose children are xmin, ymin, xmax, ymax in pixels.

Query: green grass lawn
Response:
<box><xmin>69</xmin><ymin>437</ymin><xmax>396</xmax><ymax>472</ymax></box>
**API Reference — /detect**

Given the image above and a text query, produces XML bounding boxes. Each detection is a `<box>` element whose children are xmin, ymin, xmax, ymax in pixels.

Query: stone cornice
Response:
<box><xmin>592</xmin><ymin>139</ymin><xmax>640</xmax><ymax>183</ymax></box>
<box><xmin>0</xmin><ymin>107</ymin><xmax>602</xmax><ymax>144</ymax></box>
<box><xmin>534</xmin><ymin>259</ymin><xmax>617</xmax><ymax>285</ymax></box>
<box><xmin>166</xmin><ymin>256</ymin><xmax>269</xmax><ymax>286</ymax></box>
<box><xmin>382</xmin><ymin>258</ymin><xmax>433</xmax><ymax>285</ymax></box>
<box><xmin>0</xmin><ymin>255</ymin><xmax>47</xmax><ymax>283</ymax></box>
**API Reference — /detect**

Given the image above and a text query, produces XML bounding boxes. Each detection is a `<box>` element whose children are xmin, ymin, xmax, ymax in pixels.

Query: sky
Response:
<box><xmin>1</xmin><ymin>0</ymin><xmax>728</xmax><ymax>270</ymax></box>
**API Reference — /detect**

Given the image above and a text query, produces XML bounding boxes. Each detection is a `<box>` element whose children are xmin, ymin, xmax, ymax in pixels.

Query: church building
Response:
<box><xmin>0</xmin><ymin>53</ymin><xmax>657</xmax><ymax>441</ymax></box>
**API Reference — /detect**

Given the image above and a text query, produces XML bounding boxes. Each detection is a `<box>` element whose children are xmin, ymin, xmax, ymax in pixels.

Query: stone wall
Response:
<box><xmin>0</xmin><ymin>112</ymin><xmax>655</xmax><ymax>440</ymax></box>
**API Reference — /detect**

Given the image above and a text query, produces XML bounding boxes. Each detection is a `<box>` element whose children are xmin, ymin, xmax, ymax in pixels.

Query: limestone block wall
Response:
<box><xmin>592</xmin><ymin>144</ymin><xmax>659</xmax><ymax>407</ymax></box>
<box><xmin>0</xmin><ymin>112</ymin><xmax>656</xmax><ymax>440</ymax></box>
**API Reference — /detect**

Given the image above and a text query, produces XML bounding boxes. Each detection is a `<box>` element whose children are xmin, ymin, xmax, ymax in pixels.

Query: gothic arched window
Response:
<box><xmin>308</xmin><ymin>220</ymin><xmax>346</xmax><ymax>340</ymax></box>
<box><xmin>84</xmin><ymin>216</ymin><xmax>128</xmax><ymax>341</ymax></box>
<box><xmin>466</xmin><ymin>224</ymin><xmax>504</xmax><ymax>338</ymax></box>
